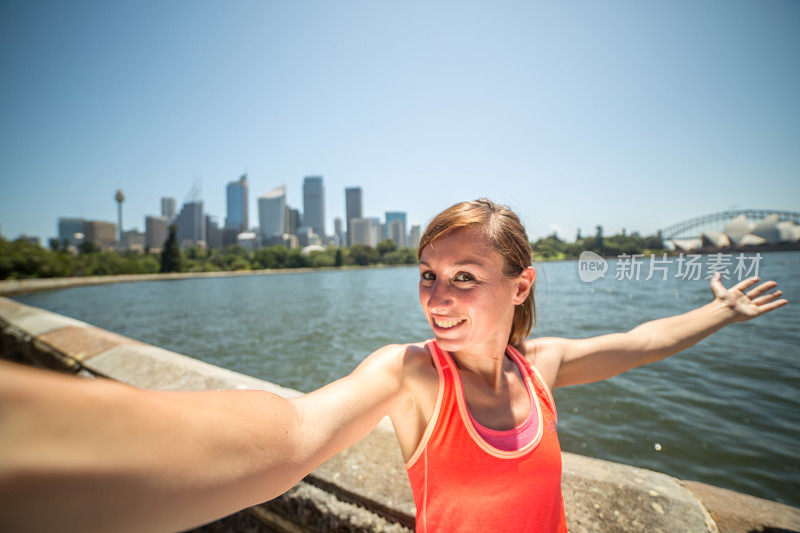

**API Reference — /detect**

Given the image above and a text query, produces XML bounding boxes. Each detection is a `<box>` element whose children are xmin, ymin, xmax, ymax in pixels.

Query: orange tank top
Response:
<box><xmin>405</xmin><ymin>340</ymin><xmax>568</xmax><ymax>533</ymax></box>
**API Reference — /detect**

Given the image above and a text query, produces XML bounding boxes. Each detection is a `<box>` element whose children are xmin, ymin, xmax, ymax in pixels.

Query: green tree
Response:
<box><xmin>160</xmin><ymin>225</ymin><xmax>182</xmax><ymax>273</ymax></box>
<box><xmin>286</xmin><ymin>248</ymin><xmax>309</xmax><ymax>268</ymax></box>
<box><xmin>334</xmin><ymin>248</ymin><xmax>343</xmax><ymax>267</ymax></box>
<box><xmin>349</xmin><ymin>244</ymin><xmax>380</xmax><ymax>265</ymax></box>
<box><xmin>595</xmin><ymin>225</ymin><xmax>604</xmax><ymax>255</ymax></box>
<box><xmin>382</xmin><ymin>250</ymin><xmax>406</xmax><ymax>264</ymax></box>
<box><xmin>377</xmin><ymin>239</ymin><xmax>397</xmax><ymax>255</ymax></box>
<box><xmin>78</xmin><ymin>240</ymin><xmax>99</xmax><ymax>254</ymax></box>
<box><xmin>253</xmin><ymin>248</ymin><xmax>278</xmax><ymax>269</ymax></box>
<box><xmin>309</xmin><ymin>251</ymin><xmax>334</xmax><ymax>268</ymax></box>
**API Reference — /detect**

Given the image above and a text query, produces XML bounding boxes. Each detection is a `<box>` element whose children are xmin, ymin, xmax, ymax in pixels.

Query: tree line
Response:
<box><xmin>530</xmin><ymin>225</ymin><xmax>667</xmax><ymax>261</ymax></box>
<box><xmin>1</xmin><ymin>224</ymin><xmax>666</xmax><ymax>280</ymax></box>
<box><xmin>0</xmin><ymin>227</ymin><xmax>418</xmax><ymax>280</ymax></box>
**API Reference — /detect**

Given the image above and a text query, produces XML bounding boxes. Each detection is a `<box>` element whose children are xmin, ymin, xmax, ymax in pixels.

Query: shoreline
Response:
<box><xmin>3</xmin><ymin>246</ymin><xmax>797</xmax><ymax>297</ymax></box>
<box><xmin>0</xmin><ymin>263</ymin><xmax>412</xmax><ymax>297</ymax></box>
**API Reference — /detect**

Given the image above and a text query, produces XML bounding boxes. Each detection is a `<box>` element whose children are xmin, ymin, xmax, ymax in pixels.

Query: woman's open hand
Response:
<box><xmin>710</xmin><ymin>273</ymin><xmax>788</xmax><ymax>322</ymax></box>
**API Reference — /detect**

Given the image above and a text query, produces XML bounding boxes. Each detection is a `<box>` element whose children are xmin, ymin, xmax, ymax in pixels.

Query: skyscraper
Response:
<box><xmin>258</xmin><ymin>186</ymin><xmax>287</xmax><ymax>243</ymax></box>
<box><xmin>385</xmin><ymin>211</ymin><xmax>407</xmax><ymax>247</ymax></box>
<box><xmin>334</xmin><ymin>217</ymin><xmax>343</xmax><ymax>246</ymax></box>
<box><xmin>287</xmin><ymin>208</ymin><xmax>302</xmax><ymax>236</ymax></box>
<box><xmin>175</xmin><ymin>201</ymin><xmax>205</xmax><ymax>246</ymax></box>
<box><xmin>345</xmin><ymin>187</ymin><xmax>363</xmax><ymax>247</ymax></box>
<box><xmin>145</xmin><ymin>216</ymin><xmax>168</xmax><ymax>250</ymax></box>
<box><xmin>161</xmin><ymin>197</ymin><xmax>177</xmax><ymax>223</ymax></box>
<box><xmin>351</xmin><ymin>217</ymin><xmax>381</xmax><ymax>247</ymax></box>
<box><xmin>409</xmin><ymin>224</ymin><xmax>422</xmax><ymax>249</ymax></box>
<box><xmin>83</xmin><ymin>221</ymin><xmax>116</xmax><ymax>249</ymax></box>
<box><xmin>58</xmin><ymin>218</ymin><xmax>85</xmax><ymax>246</ymax></box>
<box><xmin>302</xmin><ymin>176</ymin><xmax>325</xmax><ymax>240</ymax></box>
<box><xmin>225</xmin><ymin>174</ymin><xmax>249</xmax><ymax>231</ymax></box>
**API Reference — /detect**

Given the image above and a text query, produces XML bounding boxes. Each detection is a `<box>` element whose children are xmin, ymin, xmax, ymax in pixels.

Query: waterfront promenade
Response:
<box><xmin>1</xmin><ymin>274</ymin><xmax>799</xmax><ymax>532</ymax></box>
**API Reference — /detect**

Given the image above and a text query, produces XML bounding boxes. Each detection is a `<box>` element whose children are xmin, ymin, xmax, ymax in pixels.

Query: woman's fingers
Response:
<box><xmin>751</xmin><ymin>289</ymin><xmax>782</xmax><ymax>305</ymax></box>
<box><xmin>754</xmin><ymin>298</ymin><xmax>789</xmax><ymax>314</ymax></box>
<box><xmin>744</xmin><ymin>280</ymin><xmax>778</xmax><ymax>300</ymax></box>
<box><xmin>730</xmin><ymin>276</ymin><xmax>761</xmax><ymax>294</ymax></box>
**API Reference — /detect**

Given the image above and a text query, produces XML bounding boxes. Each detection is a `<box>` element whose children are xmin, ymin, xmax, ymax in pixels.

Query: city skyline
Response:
<box><xmin>50</xmin><ymin>173</ymin><xmax>424</xmax><ymax>251</ymax></box>
<box><xmin>1</xmin><ymin>2</ymin><xmax>798</xmax><ymax>242</ymax></box>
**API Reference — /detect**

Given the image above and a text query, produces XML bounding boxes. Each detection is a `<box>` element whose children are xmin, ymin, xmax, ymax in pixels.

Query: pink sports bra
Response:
<box><xmin>464</xmin><ymin>353</ymin><xmax>539</xmax><ymax>451</ymax></box>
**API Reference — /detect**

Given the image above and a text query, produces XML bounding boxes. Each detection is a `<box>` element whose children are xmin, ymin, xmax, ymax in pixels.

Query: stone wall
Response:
<box><xmin>1</xmin><ymin>293</ymin><xmax>799</xmax><ymax>532</ymax></box>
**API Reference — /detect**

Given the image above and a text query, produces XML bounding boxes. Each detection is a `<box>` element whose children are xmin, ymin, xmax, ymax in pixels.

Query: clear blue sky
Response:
<box><xmin>1</xmin><ymin>1</ymin><xmax>798</xmax><ymax>243</ymax></box>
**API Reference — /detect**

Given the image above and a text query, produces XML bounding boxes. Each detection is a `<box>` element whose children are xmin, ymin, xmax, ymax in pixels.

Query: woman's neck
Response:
<box><xmin>451</xmin><ymin>338</ymin><xmax>512</xmax><ymax>391</ymax></box>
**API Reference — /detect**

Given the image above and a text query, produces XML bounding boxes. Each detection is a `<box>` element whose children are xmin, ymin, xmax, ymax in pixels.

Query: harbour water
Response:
<box><xmin>13</xmin><ymin>251</ymin><xmax>800</xmax><ymax>507</ymax></box>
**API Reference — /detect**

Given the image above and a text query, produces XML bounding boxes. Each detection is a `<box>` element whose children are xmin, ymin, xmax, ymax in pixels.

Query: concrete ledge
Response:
<box><xmin>562</xmin><ymin>452</ymin><xmax>717</xmax><ymax>532</ymax></box>
<box><xmin>2</xmin><ymin>295</ymin><xmax>799</xmax><ymax>532</ymax></box>
<box><xmin>680</xmin><ymin>480</ymin><xmax>800</xmax><ymax>533</ymax></box>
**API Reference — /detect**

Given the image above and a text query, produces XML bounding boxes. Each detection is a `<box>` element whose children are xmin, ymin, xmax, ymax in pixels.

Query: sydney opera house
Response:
<box><xmin>670</xmin><ymin>214</ymin><xmax>800</xmax><ymax>252</ymax></box>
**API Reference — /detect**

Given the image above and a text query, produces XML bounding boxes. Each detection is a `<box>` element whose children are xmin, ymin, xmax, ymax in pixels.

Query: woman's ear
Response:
<box><xmin>513</xmin><ymin>266</ymin><xmax>536</xmax><ymax>305</ymax></box>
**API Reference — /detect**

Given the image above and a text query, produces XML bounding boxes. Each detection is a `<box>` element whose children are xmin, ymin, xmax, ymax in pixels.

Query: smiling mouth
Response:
<box><xmin>433</xmin><ymin>317</ymin><xmax>466</xmax><ymax>329</ymax></box>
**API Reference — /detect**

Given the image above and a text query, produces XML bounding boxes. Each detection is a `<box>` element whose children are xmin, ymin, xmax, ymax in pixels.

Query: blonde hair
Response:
<box><xmin>418</xmin><ymin>198</ymin><xmax>536</xmax><ymax>347</ymax></box>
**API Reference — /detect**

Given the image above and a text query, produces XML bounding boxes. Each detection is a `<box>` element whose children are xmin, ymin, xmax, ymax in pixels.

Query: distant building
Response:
<box><xmin>161</xmin><ymin>197</ymin><xmax>177</xmax><ymax>223</ymax></box>
<box><xmin>84</xmin><ymin>221</ymin><xmax>116</xmax><ymax>249</ymax></box>
<box><xmin>222</xmin><ymin>228</ymin><xmax>240</xmax><ymax>248</ymax></box>
<box><xmin>409</xmin><ymin>224</ymin><xmax>421</xmax><ymax>249</ymax></box>
<box><xmin>385</xmin><ymin>212</ymin><xmax>407</xmax><ymax>247</ymax></box>
<box><xmin>58</xmin><ymin>218</ymin><xmax>85</xmax><ymax>246</ymax></box>
<box><xmin>303</xmin><ymin>176</ymin><xmax>325</xmax><ymax>240</ymax></box>
<box><xmin>258</xmin><ymin>186</ymin><xmax>287</xmax><ymax>243</ymax></box>
<box><xmin>777</xmin><ymin>221</ymin><xmax>800</xmax><ymax>242</ymax></box>
<box><xmin>670</xmin><ymin>213</ymin><xmax>800</xmax><ymax>251</ymax></box>
<box><xmin>387</xmin><ymin>219</ymin><xmax>406</xmax><ymax>247</ymax></box>
<box><xmin>145</xmin><ymin>216</ymin><xmax>168</xmax><ymax>251</ymax></box>
<box><xmin>297</xmin><ymin>226</ymin><xmax>321</xmax><ymax>247</ymax></box>
<box><xmin>334</xmin><ymin>217</ymin><xmax>343</xmax><ymax>247</ymax></box>
<box><xmin>225</xmin><ymin>174</ymin><xmax>249</xmax><ymax>231</ymax></box>
<box><xmin>345</xmin><ymin>187</ymin><xmax>363</xmax><ymax>246</ymax></box>
<box><xmin>236</xmin><ymin>232</ymin><xmax>259</xmax><ymax>251</ymax></box>
<box><xmin>287</xmin><ymin>208</ymin><xmax>302</xmax><ymax>236</ymax></box>
<box><xmin>174</xmin><ymin>201</ymin><xmax>205</xmax><ymax>247</ymax></box>
<box><xmin>121</xmin><ymin>230</ymin><xmax>145</xmax><ymax>251</ymax></box>
<box><xmin>751</xmin><ymin>214</ymin><xmax>781</xmax><ymax>244</ymax></box>
<box><xmin>205</xmin><ymin>215</ymin><xmax>223</xmax><ymax>249</ymax></box>
<box><xmin>282</xmin><ymin>234</ymin><xmax>299</xmax><ymax>249</ymax></box>
<box><xmin>351</xmin><ymin>217</ymin><xmax>381</xmax><ymax>247</ymax></box>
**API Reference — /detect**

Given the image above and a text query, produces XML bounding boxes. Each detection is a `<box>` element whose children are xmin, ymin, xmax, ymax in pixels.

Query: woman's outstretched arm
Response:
<box><xmin>527</xmin><ymin>274</ymin><xmax>788</xmax><ymax>389</ymax></box>
<box><xmin>0</xmin><ymin>343</ymin><xmax>408</xmax><ymax>533</ymax></box>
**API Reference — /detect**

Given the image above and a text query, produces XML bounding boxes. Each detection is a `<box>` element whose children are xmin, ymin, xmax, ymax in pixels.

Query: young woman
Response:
<box><xmin>0</xmin><ymin>199</ymin><xmax>788</xmax><ymax>532</ymax></box>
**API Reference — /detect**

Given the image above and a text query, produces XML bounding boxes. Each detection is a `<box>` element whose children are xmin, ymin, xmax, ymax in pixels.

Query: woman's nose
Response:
<box><xmin>426</xmin><ymin>279</ymin><xmax>452</xmax><ymax>311</ymax></box>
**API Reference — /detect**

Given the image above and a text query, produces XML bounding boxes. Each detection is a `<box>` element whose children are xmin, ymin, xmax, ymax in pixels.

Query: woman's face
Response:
<box><xmin>418</xmin><ymin>227</ymin><xmax>529</xmax><ymax>354</ymax></box>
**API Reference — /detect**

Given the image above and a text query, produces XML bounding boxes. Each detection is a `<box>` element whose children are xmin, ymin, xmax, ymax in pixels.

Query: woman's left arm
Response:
<box><xmin>531</xmin><ymin>274</ymin><xmax>788</xmax><ymax>389</ymax></box>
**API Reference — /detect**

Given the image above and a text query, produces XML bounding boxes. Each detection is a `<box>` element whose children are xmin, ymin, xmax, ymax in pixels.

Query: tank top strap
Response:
<box><xmin>426</xmin><ymin>339</ymin><xmax>452</xmax><ymax>372</ymax></box>
<box><xmin>506</xmin><ymin>344</ymin><xmax>558</xmax><ymax>424</ymax></box>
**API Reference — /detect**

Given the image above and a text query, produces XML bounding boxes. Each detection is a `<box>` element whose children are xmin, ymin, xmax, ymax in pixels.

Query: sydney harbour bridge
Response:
<box><xmin>658</xmin><ymin>209</ymin><xmax>800</xmax><ymax>240</ymax></box>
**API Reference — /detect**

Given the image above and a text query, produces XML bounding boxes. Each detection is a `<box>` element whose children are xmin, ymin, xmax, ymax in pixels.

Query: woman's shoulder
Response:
<box><xmin>356</xmin><ymin>341</ymin><xmax>434</xmax><ymax>376</ymax></box>
<box><xmin>365</xmin><ymin>341</ymin><xmax>435</xmax><ymax>379</ymax></box>
<box><xmin>520</xmin><ymin>337</ymin><xmax>566</xmax><ymax>391</ymax></box>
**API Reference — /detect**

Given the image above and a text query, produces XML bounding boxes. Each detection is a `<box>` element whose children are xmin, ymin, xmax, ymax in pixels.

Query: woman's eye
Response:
<box><xmin>420</xmin><ymin>271</ymin><xmax>435</xmax><ymax>281</ymax></box>
<box><xmin>454</xmin><ymin>273</ymin><xmax>475</xmax><ymax>282</ymax></box>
